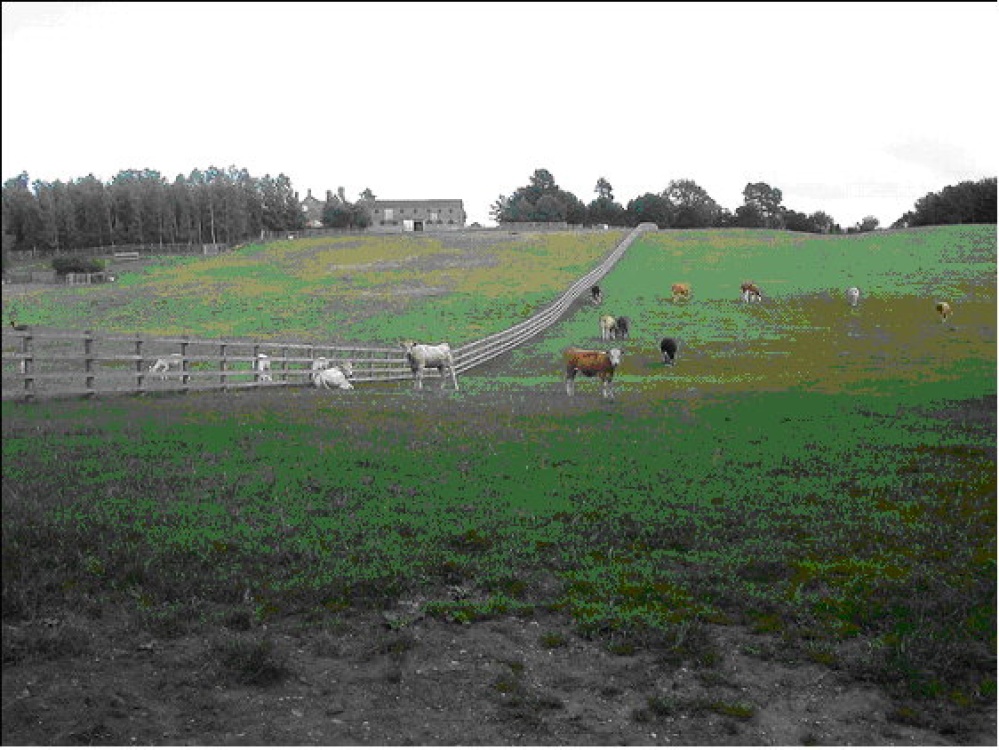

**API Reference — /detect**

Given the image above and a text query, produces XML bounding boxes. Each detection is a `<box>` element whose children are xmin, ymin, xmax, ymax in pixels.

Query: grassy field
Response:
<box><xmin>2</xmin><ymin>225</ymin><xmax>996</xmax><ymax>736</ymax></box>
<box><xmin>1</xmin><ymin>230</ymin><xmax>627</xmax><ymax>343</ymax></box>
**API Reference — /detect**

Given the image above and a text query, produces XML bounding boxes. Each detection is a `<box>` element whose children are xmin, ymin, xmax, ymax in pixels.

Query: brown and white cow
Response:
<box><xmin>740</xmin><ymin>281</ymin><xmax>763</xmax><ymax>303</ymax></box>
<box><xmin>563</xmin><ymin>346</ymin><xmax>623</xmax><ymax>400</ymax></box>
<box><xmin>671</xmin><ymin>282</ymin><xmax>692</xmax><ymax>303</ymax></box>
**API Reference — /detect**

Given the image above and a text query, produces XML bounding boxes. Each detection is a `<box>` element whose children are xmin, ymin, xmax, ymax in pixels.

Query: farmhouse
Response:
<box><xmin>368</xmin><ymin>199</ymin><xmax>466</xmax><ymax>232</ymax></box>
<box><xmin>300</xmin><ymin>189</ymin><xmax>326</xmax><ymax>228</ymax></box>
<box><xmin>298</xmin><ymin>192</ymin><xmax>466</xmax><ymax>232</ymax></box>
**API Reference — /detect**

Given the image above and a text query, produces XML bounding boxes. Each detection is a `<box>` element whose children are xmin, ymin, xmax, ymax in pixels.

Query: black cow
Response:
<box><xmin>613</xmin><ymin>316</ymin><xmax>630</xmax><ymax>339</ymax></box>
<box><xmin>660</xmin><ymin>337</ymin><xmax>679</xmax><ymax>366</ymax></box>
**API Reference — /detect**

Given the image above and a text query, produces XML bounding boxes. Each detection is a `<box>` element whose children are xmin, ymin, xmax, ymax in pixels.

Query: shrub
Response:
<box><xmin>51</xmin><ymin>255</ymin><xmax>104</xmax><ymax>275</ymax></box>
<box><xmin>213</xmin><ymin>634</ymin><xmax>291</xmax><ymax>686</ymax></box>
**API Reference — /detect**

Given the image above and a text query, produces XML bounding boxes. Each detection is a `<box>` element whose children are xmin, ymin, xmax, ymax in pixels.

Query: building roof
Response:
<box><xmin>372</xmin><ymin>199</ymin><xmax>463</xmax><ymax>208</ymax></box>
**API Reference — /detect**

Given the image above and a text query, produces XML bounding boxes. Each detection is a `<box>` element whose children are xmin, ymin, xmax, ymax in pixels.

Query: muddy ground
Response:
<box><xmin>3</xmin><ymin>605</ymin><xmax>996</xmax><ymax>746</ymax></box>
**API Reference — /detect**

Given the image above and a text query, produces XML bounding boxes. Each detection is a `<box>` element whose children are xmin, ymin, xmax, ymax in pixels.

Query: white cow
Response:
<box><xmin>402</xmin><ymin>340</ymin><xmax>458</xmax><ymax>390</ymax></box>
<box><xmin>311</xmin><ymin>357</ymin><xmax>354</xmax><ymax>390</ymax></box>
<box><xmin>255</xmin><ymin>353</ymin><xmax>273</xmax><ymax>382</ymax></box>
<box><xmin>148</xmin><ymin>353</ymin><xmax>183</xmax><ymax>380</ymax></box>
<box><xmin>599</xmin><ymin>315</ymin><xmax>618</xmax><ymax>341</ymax></box>
<box><xmin>845</xmin><ymin>286</ymin><xmax>861</xmax><ymax>308</ymax></box>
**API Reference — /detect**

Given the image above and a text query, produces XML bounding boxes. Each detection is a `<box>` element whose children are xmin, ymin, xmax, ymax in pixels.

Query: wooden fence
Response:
<box><xmin>1</xmin><ymin>224</ymin><xmax>655</xmax><ymax>401</ymax></box>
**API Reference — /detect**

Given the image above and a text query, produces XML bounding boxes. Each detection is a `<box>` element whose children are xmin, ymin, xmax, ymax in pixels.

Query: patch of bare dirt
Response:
<box><xmin>3</xmin><ymin>610</ymin><xmax>994</xmax><ymax>746</ymax></box>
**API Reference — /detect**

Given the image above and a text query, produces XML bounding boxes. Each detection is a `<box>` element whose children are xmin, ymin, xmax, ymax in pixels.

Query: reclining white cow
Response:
<box><xmin>311</xmin><ymin>357</ymin><xmax>354</xmax><ymax>390</ymax></box>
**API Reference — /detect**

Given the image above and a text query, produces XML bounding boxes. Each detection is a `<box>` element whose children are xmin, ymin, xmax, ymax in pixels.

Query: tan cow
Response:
<box><xmin>671</xmin><ymin>282</ymin><xmax>692</xmax><ymax>303</ymax></box>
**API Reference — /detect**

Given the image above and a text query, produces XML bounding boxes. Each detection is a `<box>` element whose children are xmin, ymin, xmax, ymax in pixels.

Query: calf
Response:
<box><xmin>255</xmin><ymin>353</ymin><xmax>273</xmax><ymax>382</ymax></box>
<box><xmin>935</xmin><ymin>301</ymin><xmax>953</xmax><ymax>323</ymax></box>
<box><xmin>590</xmin><ymin>284</ymin><xmax>603</xmax><ymax>305</ymax></box>
<box><xmin>148</xmin><ymin>353</ymin><xmax>183</xmax><ymax>380</ymax></box>
<box><xmin>660</xmin><ymin>337</ymin><xmax>679</xmax><ymax>366</ymax></box>
<box><xmin>845</xmin><ymin>286</ymin><xmax>861</xmax><ymax>308</ymax></box>
<box><xmin>563</xmin><ymin>346</ymin><xmax>623</xmax><ymax>400</ymax></box>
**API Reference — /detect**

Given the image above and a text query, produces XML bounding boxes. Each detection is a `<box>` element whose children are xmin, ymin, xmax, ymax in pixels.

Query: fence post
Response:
<box><xmin>134</xmin><ymin>335</ymin><xmax>146</xmax><ymax>392</ymax></box>
<box><xmin>220</xmin><ymin>341</ymin><xmax>228</xmax><ymax>389</ymax></box>
<box><xmin>280</xmin><ymin>345</ymin><xmax>288</xmax><ymax>383</ymax></box>
<box><xmin>20</xmin><ymin>331</ymin><xmax>34</xmax><ymax>400</ymax></box>
<box><xmin>83</xmin><ymin>330</ymin><xmax>95</xmax><ymax>396</ymax></box>
<box><xmin>180</xmin><ymin>341</ymin><xmax>190</xmax><ymax>388</ymax></box>
<box><xmin>252</xmin><ymin>343</ymin><xmax>261</xmax><ymax>384</ymax></box>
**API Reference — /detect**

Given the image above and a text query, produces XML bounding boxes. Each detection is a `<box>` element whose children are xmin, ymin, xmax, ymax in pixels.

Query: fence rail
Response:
<box><xmin>2</xmin><ymin>224</ymin><xmax>654</xmax><ymax>401</ymax></box>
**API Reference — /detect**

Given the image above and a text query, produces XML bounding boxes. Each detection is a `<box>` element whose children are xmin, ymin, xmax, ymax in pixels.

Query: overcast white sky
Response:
<box><xmin>2</xmin><ymin>1</ymin><xmax>996</xmax><ymax>228</ymax></box>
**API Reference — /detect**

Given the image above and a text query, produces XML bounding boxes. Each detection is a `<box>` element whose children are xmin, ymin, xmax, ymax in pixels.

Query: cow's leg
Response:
<box><xmin>565</xmin><ymin>367</ymin><xmax>576</xmax><ymax>396</ymax></box>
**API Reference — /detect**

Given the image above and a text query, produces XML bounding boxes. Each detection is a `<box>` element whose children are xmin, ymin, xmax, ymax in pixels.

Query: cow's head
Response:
<box><xmin>608</xmin><ymin>348</ymin><xmax>622</xmax><ymax>366</ymax></box>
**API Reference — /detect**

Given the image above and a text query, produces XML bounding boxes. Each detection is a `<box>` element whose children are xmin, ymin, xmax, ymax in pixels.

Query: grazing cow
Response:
<box><xmin>311</xmin><ymin>357</ymin><xmax>354</xmax><ymax>390</ymax></box>
<box><xmin>590</xmin><ymin>284</ymin><xmax>603</xmax><ymax>305</ymax></box>
<box><xmin>148</xmin><ymin>353</ymin><xmax>183</xmax><ymax>380</ymax></box>
<box><xmin>671</xmin><ymin>282</ymin><xmax>692</xmax><ymax>303</ymax></box>
<box><xmin>255</xmin><ymin>353</ymin><xmax>273</xmax><ymax>382</ymax></box>
<box><xmin>845</xmin><ymin>286</ymin><xmax>861</xmax><ymax>308</ymax></box>
<box><xmin>740</xmin><ymin>281</ymin><xmax>763</xmax><ymax>303</ymax></box>
<box><xmin>660</xmin><ymin>337</ymin><xmax>679</xmax><ymax>366</ymax></box>
<box><xmin>599</xmin><ymin>314</ymin><xmax>618</xmax><ymax>340</ymax></box>
<box><xmin>563</xmin><ymin>346</ymin><xmax>623</xmax><ymax>400</ymax></box>
<box><xmin>402</xmin><ymin>340</ymin><xmax>459</xmax><ymax>390</ymax></box>
<box><xmin>613</xmin><ymin>316</ymin><xmax>631</xmax><ymax>339</ymax></box>
<box><xmin>935</xmin><ymin>301</ymin><xmax>953</xmax><ymax>323</ymax></box>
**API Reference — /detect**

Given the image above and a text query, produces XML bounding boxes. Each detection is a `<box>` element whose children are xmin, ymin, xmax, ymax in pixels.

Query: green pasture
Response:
<box><xmin>1</xmin><ymin>230</ymin><xmax>626</xmax><ymax>343</ymax></box>
<box><xmin>500</xmin><ymin>225</ymin><xmax>996</xmax><ymax>391</ymax></box>
<box><xmin>2</xmin><ymin>225</ymin><xmax>996</xmax><ymax>706</ymax></box>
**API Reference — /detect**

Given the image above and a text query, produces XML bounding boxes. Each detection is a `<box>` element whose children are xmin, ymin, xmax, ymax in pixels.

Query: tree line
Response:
<box><xmin>491</xmin><ymin>169</ymin><xmax>997</xmax><ymax>234</ymax></box>
<box><xmin>2</xmin><ymin>166</ymin><xmax>305</xmax><ymax>255</ymax></box>
<box><xmin>2</xmin><ymin>165</ymin><xmax>995</xmax><ymax>258</ymax></box>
